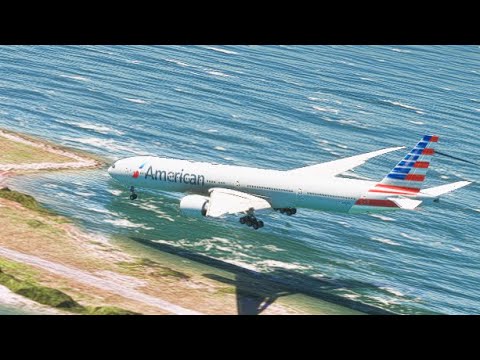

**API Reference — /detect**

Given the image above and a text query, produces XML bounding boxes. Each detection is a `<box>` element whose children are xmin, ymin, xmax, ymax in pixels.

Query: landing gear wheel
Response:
<box><xmin>280</xmin><ymin>209</ymin><xmax>285</xmax><ymax>214</ymax></box>
<box><xmin>246</xmin><ymin>218</ymin><xmax>253</xmax><ymax>227</ymax></box>
<box><xmin>257</xmin><ymin>220</ymin><xmax>264</xmax><ymax>228</ymax></box>
<box><xmin>129</xmin><ymin>186</ymin><xmax>137</xmax><ymax>200</ymax></box>
<box><xmin>291</xmin><ymin>208</ymin><xmax>297</xmax><ymax>215</ymax></box>
<box><xmin>285</xmin><ymin>209</ymin><xmax>292</xmax><ymax>216</ymax></box>
<box><xmin>240</xmin><ymin>216</ymin><xmax>246</xmax><ymax>224</ymax></box>
<box><xmin>252</xmin><ymin>222</ymin><xmax>259</xmax><ymax>230</ymax></box>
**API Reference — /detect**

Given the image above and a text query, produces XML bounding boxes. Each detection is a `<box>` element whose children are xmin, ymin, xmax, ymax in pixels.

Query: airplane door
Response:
<box><xmin>297</xmin><ymin>188</ymin><xmax>303</xmax><ymax>204</ymax></box>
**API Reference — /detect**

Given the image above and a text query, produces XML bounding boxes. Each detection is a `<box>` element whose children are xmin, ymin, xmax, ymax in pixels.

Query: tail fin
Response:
<box><xmin>371</xmin><ymin>135</ymin><xmax>439</xmax><ymax>195</ymax></box>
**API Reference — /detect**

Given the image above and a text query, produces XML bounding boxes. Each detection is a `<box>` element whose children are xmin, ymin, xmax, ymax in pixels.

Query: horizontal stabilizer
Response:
<box><xmin>388</xmin><ymin>197</ymin><xmax>423</xmax><ymax>210</ymax></box>
<box><xmin>421</xmin><ymin>181</ymin><xmax>472</xmax><ymax>197</ymax></box>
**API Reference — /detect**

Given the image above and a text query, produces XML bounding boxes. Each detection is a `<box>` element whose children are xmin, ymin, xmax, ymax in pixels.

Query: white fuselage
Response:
<box><xmin>108</xmin><ymin>156</ymin><xmax>388</xmax><ymax>214</ymax></box>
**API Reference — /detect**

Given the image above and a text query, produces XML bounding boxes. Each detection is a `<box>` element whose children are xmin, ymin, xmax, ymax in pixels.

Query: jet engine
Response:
<box><xmin>180</xmin><ymin>195</ymin><xmax>210</xmax><ymax>217</ymax></box>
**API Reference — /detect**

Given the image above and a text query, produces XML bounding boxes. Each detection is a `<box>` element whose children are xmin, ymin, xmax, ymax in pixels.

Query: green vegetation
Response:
<box><xmin>0</xmin><ymin>187</ymin><xmax>57</xmax><ymax>216</ymax></box>
<box><xmin>85</xmin><ymin>306</ymin><xmax>138</xmax><ymax>315</ymax></box>
<box><xmin>0</xmin><ymin>258</ymin><xmax>41</xmax><ymax>285</ymax></box>
<box><xmin>117</xmin><ymin>258</ymin><xmax>191</xmax><ymax>280</ymax></box>
<box><xmin>0</xmin><ymin>267</ymin><xmax>138</xmax><ymax>315</ymax></box>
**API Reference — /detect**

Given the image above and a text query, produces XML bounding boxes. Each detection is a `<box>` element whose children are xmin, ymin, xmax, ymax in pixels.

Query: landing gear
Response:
<box><xmin>275</xmin><ymin>208</ymin><xmax>297</xmax><ymax>216</ymax></box>
<box><xmin>239</xmin><ymin>215</ymin><xmax>264</xmax><ymax>230</ymax></box>
<box><xmin>129</xmin><ymin>186</ymin><xmax>138</xmax><ymax>200</ymax></box>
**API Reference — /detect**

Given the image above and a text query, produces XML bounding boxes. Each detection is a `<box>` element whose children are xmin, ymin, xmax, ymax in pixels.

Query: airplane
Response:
<box><xmin>107</xmin><ymin>135</ymin><xmax>472</xmax><ymax>230</ymax></box>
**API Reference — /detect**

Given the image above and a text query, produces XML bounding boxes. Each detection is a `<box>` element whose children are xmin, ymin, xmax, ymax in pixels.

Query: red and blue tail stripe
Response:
<box><xmin>369</xmin><ymin>134</ymin><xmax>439</xmax><ymax>195</ymax></box>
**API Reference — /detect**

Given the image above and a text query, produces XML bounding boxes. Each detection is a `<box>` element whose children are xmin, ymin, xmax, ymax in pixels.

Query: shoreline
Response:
<box><xmin>0</xmin><ymin>128</ymin><xmax>375</xmax><ymax>315</ymax></box>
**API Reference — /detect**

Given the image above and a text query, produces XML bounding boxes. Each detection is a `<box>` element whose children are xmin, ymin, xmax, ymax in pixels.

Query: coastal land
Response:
<box><xmin>0</xmin><ymin>128</ymin><xmax>382</xmax><ymax>315</ymax></box>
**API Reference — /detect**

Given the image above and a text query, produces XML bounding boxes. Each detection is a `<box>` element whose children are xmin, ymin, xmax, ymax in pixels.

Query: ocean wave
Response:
<box><xmin>312</xmin><ymin>105</ymin><xmax>339</xmax><ymax>114</ymax></box>
<box><xmin>383</xmin><ymin>100</ymin><xmax>422</xmax><ymax>112</ymax></box>
<box><xmin>206</xmin><ymin>70</ymin><xmax>230</xmax><ymax>78</ymax></box>
<box><xmin>391</xmin><ymin>48</ymin><xmax>411</xmax><ymax>53</ymax></box>
<box><xmin>69</xmin><ymin>137</ymin><xmax>143</xmax><ymax>154</ymax></box>
<box><xmin>103</xmin><ymin>218</ymin><xmax>153</xmax><ymax>229</ymax></box>
<box><xmin>256</xmin><ymin>260</ymin><xmax>312</xmax><ymax>271</ymax></box>
<box><xmin>370</xmin><ymin>236</ymin><xmax>401</xmax><ymax>246</ymax></box>
<box><xmin>369</xmin><ymin>214</ymin><xmax>395</xmax><ymax>222</ymax></box>
<box><xmin>214</xmin><ymin>146</ymin><xmax>226</xmax><ymax>151</ymax></box>
<box><xmin>336</xmin><ymin>221</ymin><xmax>352</xmax><ymax>228</ymax></box>
<box><xmin>368</xmin><ymin>295</ymin><xmax>398</xmax><ymax>306</ymax></box>
<box><xmin>85</xmin><ymin>206</ymin><xmax>115</xmax><ymax>215</ymax></box>
<box><xmin>261</xmin><ymin>244</ymin><xmax>286</xmax><ymax>252</ymax></box>
<box><xmin>308</xmin><ymin>97</ymin><xmax>331</xmax><ymax>102</ymax></box>
<box><xmin>134</xmin><ymin>202</ymin><xmax>175</xmax><ymax>222</ymax></box>
<box><xmin>165</xmin><ymin>58</ymin><xmax>191</xmax><ymax>67</ymax></box>
<box><xmin>400</xmin><ymin>232</ymin><xmax>417</xmax><ymax>241</ymax></box>
<box><xmin>73</xmin><ymin>191</ymin><xmax>95</xmax><ymax>197</ymax></box>
<box><xmin>107</xmin><ymin>189</ymin><xmax>123</xmax><ymax>196</ymax></box>
<box><xmin>409</xmin><ymin>120</ymin><xmax>424</xmax><ymax>125</ymax></box>
<box><xmin>380</xmin><ymin>287</ymin><xmax>405</xmax><ymax>297</ymax></box>
<box><xmin>205</xmin><ymin>46</ymin><xmax>238</xmax><ymax>55</ymax></box>
<box><xmin>60</xmin><ymin>121</ymin><xmax>125</xmax><ymax>136</ymax></box>
<box><xmin>342</xmin><ymin>293</ymin><xmax>360</xmax><ymax>300</ymax></box>
<box><xmin>60</xmin><ymin>74</ymin><xmax>90</xmax><ymax>82</ymax></box>
<box><xmin>123</xmin><ymin>98</ymin><xmax>148</xmax><ymax>104</ymax></box>
<box><xmin>210</xmin><ymin>237</ymin><xmax>231</xmax><ymax>244</ymax></box>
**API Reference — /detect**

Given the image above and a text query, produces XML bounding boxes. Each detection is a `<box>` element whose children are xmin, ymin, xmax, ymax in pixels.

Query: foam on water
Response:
<box><xmin>123</xmin><ymin>98</ymin><xmax>148</xmax><ymax>104</ymax></box>
<box><xmin>60</xmin><ymin>74</ymin><xmax>90</xmax><ymax>82</ymax></box>
<box><xmin>369</xmin><ymin>214</ymin><xmax>396</xmax><ymax>222</ymax></box>
<box><xmin>370</xmin><ymin>237</ymin><xmax>401</xmax><ymax>246</ymax></box>
<box><xmin>205</xmin><ymin>46</ymin><xmax>239</xmax><ymax>55</ymax></box>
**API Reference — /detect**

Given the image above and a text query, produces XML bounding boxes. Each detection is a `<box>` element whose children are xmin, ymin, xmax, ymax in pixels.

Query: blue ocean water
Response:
<box><xmin>0</xmin><ymin>45</ymin><xmax>479</xmax><ymax>314</ymax></box>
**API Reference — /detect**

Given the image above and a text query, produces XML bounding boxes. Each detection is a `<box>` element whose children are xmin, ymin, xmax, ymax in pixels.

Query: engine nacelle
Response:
<box><xmin>180</xmin><ymin>195</ymin><xmax>210</xmax><ymax>217</ymax></box>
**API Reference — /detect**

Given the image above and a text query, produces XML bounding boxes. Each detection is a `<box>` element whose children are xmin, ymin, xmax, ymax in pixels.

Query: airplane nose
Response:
<box><xmin>107</xmin><ymin>162</ymin><xmax>117</xmax><ymax>176</ymax></box>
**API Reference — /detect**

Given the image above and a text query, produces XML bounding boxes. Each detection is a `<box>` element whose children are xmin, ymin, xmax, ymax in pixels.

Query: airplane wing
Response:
<box><xmin>206</xmin><ymin>188</ymin><xmax>272</xmax><ymax>218</ymax></box>
<box><xmin>288</xmin><ymin>146</ymin><xmax>404</xmax><ymax>177</ymax></box>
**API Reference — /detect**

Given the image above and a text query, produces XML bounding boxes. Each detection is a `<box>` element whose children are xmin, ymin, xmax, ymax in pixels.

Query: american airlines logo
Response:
<box><xmin>132</xmin><ymin>162</ymin><xmax>146</xmax><ymax>179</ymax></box>
<box><xmin>144</xmin><ymin>166</ymin><xmax>205</xmax><ymax>186</ymax></box>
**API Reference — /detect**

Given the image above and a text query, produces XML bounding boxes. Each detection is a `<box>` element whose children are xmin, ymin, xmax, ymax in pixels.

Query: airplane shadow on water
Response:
<box><xmin>129</xmin><ymin>236</ymin><xmax>392</xmax><ymax>315</ymax></box>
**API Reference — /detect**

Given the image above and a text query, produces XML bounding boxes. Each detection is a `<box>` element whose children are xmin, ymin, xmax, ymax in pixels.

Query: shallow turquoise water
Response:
<box><xmin>1</xmin><ymin>45</ymin><xmax>479</xmax><ymax>314</ymax></box>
